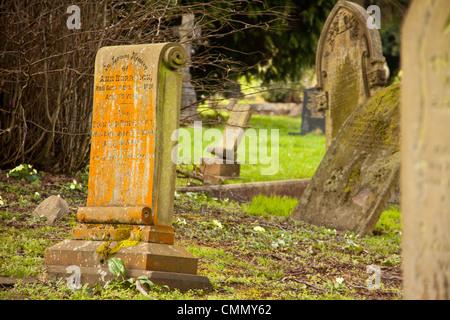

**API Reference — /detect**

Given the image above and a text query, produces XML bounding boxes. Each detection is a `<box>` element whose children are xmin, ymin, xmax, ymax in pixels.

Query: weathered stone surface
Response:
<box><xmin>71</xmin><ymin>223</ymin><xmax>175</xmax><ymax>244</ymax></box>
<box><xmin>46</xmin><ymin>266</ymin><xmax>212</xmax><ymax>292</ymax></box>
<box><xmin>46</xmin><ymin>43</ymin><xmax>212</xmax><ymax>291</ymax></box>
<box><xmin>31</xmin><ymin>195</ymin><xmax>69</xmax><ymax>224</ymax></box>
<box><xmin>83</xmin><ymin>43</ymin><xmax>186</xmax><ymax>228</ymax></box>
<box><xmin>290</xmin><ymin>84</ymin><xmax>400</xmax><ymax>236</ymax></box>
<box><xmin>45</xmin><ymin>240</ymin><xmax>213</xmax><ymax>292</ymax></box>
<box><xmin>401</xmin><ymin>0</ymin><xmax>450</xmax><ymax>300</ymax></box>
<box><xmin>300</xmin><ymin>88</ymin><xmax>325</xmax><ymax>134</ymax></box>
<box><xmin>177</xmin><ymin>179</ymin><xmax>311</xmax><ymax>203</ymax></box>
<box><xmin>176</xmin><ymin>178</ymin><xmax>399</xmax><ymax>205</ymax></box>
<box><xmin>46</xmin><ymin>240</ymin><xmax>198</xmax><ymax>274</ymax></box>
<box><xmin>200</xmin><ymin>157</ymin><xmax>241</xmax><ymax>180</ymax></box>
<box><xmin>316</xmin><ymin>1</ymin><xmax>387</xmax><ymax>149</ymax></box>
<box><xmin>201</xmin><ymin>103</ymin><xmax>251</xmax><ymax>180</ymax></box>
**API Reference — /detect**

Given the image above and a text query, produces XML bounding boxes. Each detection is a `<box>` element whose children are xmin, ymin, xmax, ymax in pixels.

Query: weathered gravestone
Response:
<box><xmin>45</xmin><ymin>43</ymin><xmax>212</xmax><ymax>291</ymax></box>
<box><xmin>290</xmin><ymin>84</ymin><xmax>400</xmax><ymax>236</ymax></box>
<box><xmin>316</xmin><ymin>0</ymin><xmax>387</xmax><ymax>149</ymax></box>
<box><xmin>300</xmin><ymin>88</ymin><xmax>325</xmax><ymax>134</ymax></box>
<box><xmin>200</xmin><ymin>103</ymin><xmax>252</xmax><ymax>180</ymax></box>
<box><xmin>401</xmin><ymin>0</ymin><xmax>450</xmax><ymax>300</ymax></box>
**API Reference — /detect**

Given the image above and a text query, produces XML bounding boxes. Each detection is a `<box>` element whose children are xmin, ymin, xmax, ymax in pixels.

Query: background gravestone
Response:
<box><xmin>315</xmin><ymin>0</ymin><xmax>387</xmax><ymax>149</ymax></box>
<box><xmin>290</xmin><ymin>84</ymin><xmax>400</xmax><ymax>236</ymax></box>
<box><xmin>179</xmin><ymin>14</ymin><xmax>199</xmax><ymax>123</ymax></box>
<box><xmin>207</xmin><ymin>103</ymin><xmax>252</xmax><ymax>160</ymax></box>
<box><xmin>45</xmin><ymin>43</ymin><xmax>211</xmax><ymax>291</ymax></box>
<box><xmin>300</xmin><ymin>88</ymin><xmax>325</xmax><ymax>134</ymax></box>
<box><xmin>401</xmin><ymin>0</ymin><xmax>450</xmax><ymax>300</ymax></box>
<box><xmin>201</xmin><ymin>103</ymin><xmax>252</xmax><ymax>180</ymax></box>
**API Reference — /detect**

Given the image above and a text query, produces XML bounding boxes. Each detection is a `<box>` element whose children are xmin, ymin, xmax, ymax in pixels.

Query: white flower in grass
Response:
<box><xmin>212</xmin><ymin>219</ymin><xmax>223</xmax><ymax>229</ymax></box>
<box><xmin>253</xmin><ymin>226</ymin><xmax>265</xmax><ymax>233</ymax></box>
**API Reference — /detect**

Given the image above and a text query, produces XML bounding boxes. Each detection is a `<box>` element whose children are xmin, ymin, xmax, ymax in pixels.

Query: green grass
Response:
<box><xmin>0</xmin><ymin>172</ymin><xmax>403</xmax><ymax>300</ymax></box>
<box><xmin>238</xmin><ymin>115</ymin><xmax>325</xmax><ymax>182</ymax></box>
<box><xmin>175</xmin><ymin>113</ymin><xmax>326</xmax><ymax>184</ymax></box>
<box><xmin>0</xmin><ymin>113</ymin><xmax>402</xmax><ymax>300</ymax></box>
<box><xmin>373</xmin><ymin>205</ymin><xmax>401</xmax><ymax>235</ymax></box>
<box><xmin>242</xmin><ymin>194</ymin><xmax>402</xmax><ymax>240</ymax></box>
<box><xmin>243</xmin><ymin>194</ymin><xmax>299</xmax><ymax>217</ymax></box>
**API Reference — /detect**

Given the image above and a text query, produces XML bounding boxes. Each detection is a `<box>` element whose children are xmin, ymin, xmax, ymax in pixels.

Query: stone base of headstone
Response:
<box><xmin>47</xmin><ymin>265</ymin><xmax>211</xmax><ymax>292</ymax></box>
<box><xmin>71</xmin><ymin>223</ymin><xmax>175</xmax><ymax>244</ymax></box>
<box><xmin>199</xmin><ymin>157</ymin><xmax>240</xmax><ymax>181</ymax></box>
<box><xmin>45</xmin><ymin>239</ymin><xmax>212</xmax><ymax>292</ymax></box>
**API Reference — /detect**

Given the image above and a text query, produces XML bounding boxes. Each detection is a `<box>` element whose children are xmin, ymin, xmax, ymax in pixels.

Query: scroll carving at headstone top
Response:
<box><xmin>315</xmin><ymin>0</ymin><xmax>387</xmax><ymax>149</ymax></box>
<box><xmin>45</xmin><ymin>43</ymin><xmax>212</xmax><ymax>292</ymax></box>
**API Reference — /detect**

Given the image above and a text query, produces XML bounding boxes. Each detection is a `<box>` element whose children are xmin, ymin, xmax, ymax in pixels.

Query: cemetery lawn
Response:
<box><xmin>176</xmin><ymin>114</ymin><xmax>326</xmax><ymax>184</ymax></box>
<box><xmin>0</xmin><ymin>169</ymin><xmax>402</xmax><ymax>300</ymax></box>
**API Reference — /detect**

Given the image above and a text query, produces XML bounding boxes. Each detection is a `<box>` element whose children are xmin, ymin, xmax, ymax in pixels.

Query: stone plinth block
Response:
<box><xmin>71</xmin><ymin>223</ymin><xmax>175</xmax><ymax>245</ymax></box>
<box><xmin>45</xmin><ymin>240</ymin><xmax>212</xmax><ymax>292</ymax></box>
<box><xmin>46</xmin><ymin>265</ymin><xmax>211</xmax><ymax>292</ymax></box>
<box><xmin>200</xmin><ymin>157</ymin><xmax>240</xmax><ymax>180</ymax></box>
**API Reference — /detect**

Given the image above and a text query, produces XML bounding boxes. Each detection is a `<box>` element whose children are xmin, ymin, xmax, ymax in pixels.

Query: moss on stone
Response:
<box><xmin>344</xmin><ymin>168</ymin><xmax>361</xmax><ymax>192</ymax></box>
<box><xmin>96</xmin><ymin>240</ymin><xmax>112</xmax><ymax>258</ymax></box>
<box><xmin>113</xmin><ymin>225</ymin><xmax>131</xmax><ymax>241</ymax></box>
<box><xmin>109</xmin><ymin>239</ymin><xmax>141</xmax><ymax>255</ymax></box>
<box><xmin>95</xmin><ymin>225</ymin><xmax>142</xmax><ymax>262</ymax></box>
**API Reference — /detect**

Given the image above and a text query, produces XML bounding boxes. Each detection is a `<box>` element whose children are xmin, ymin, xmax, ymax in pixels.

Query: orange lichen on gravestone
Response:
<box><xmin>74</xmin><ymin>44</ymin><xmax>187</xmax><ymax>235</ymax></box>
<box><xmin>46</xmin><ymin>44</ymin><xmax>213</xmax><ymax>292</ymax></box>
<box><xmin>88</xmin><ymin>56</ymin><xmax>155</xmax><ymax>210</ymax></box>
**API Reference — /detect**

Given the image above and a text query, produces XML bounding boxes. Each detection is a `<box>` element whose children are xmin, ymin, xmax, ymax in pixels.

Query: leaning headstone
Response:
<box><xmin>32</xmin><ymin>195</ymin><xmax>69</xmax><ymax>224</ymax></box>
<box><xmin>300</xmin><ymin>88</ymin><xmax>325</xmax><ymax>134</ymax></box>
<box><xmin>207</xmin><ymin>103</ymin><xmax>252</xmax><ymax>160</ymax></box>
<box><xmin>45</xmin><ymin>43</ymin><xmax>211</xmax><ymax>291</ymax></box>
<box><xmin>401</xmin><ymin>0</ymin><xmax>450</xmax><ymax>300</ymax></box>
<box><xmin>290</xmin><ymin>84</ymin><xmax>400</xmax><ymax>236</ymax></box>
<box><xmin>316</xmin><ymin>1</ymin><xmax>387</xmax><ymax>149</ymax></box>
<box><xmin>200</xmin><ymin>103</ymin><xmax>252</xmax><ymax>180</ymax></box>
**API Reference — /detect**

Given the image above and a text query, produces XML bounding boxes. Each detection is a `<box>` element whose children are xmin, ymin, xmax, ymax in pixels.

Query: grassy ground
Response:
<box><xmin>0</xmin><ymin>174</ymin><xmax>402</xmax><ymax>300</ymax></box>
<box><xmin>176</xmin><ymin>113</ymin><xmax>325</xmax><ymax>184</ymax></box>
<box><xmin>0</xmin><ymin>115</ymin><xmax>402</xmax><ymax>300</ymax></box>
